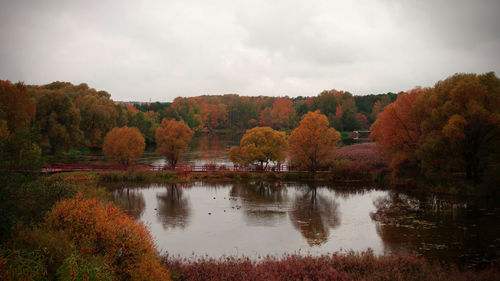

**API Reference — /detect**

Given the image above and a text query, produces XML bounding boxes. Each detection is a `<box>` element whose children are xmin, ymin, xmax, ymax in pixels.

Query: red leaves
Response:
<box><xmin>163</xmin><ymin>251</ymin><xmax>497</xmax><ymax>281</ymax></box>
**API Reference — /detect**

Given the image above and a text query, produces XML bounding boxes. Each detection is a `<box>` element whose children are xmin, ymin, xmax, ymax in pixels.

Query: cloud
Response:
<box><xmin>0</xmin><ymin>0</ymin><xmax>499</xmax><ymax>101</ymax></box>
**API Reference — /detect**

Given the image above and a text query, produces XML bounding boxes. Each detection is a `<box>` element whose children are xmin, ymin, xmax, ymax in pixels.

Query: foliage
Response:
<box><xmin>371</xmin><ymin>72</ymin><xmax>500</xmax><ymax>185</ymax></box>
<box><xmin>370</xmin><ymin>87</ymin><xmax>429</xmax><ymax>178</ymax></box>
<box><xmin>164</xmin><ymin>251</ymin><xmax>499</xmax><ymax>281</ymax></box>
<box><xmin>0</xmin><ymin>81</ymin><xmax>35</xmax><ymax>133</ymax></box>
<box><xmin>0</xmin><ymin>81</ymin><xmax>42</xmax><ymax>171</ymax></box>
<box><xmin>33</xmin><ymin>89</ymin><xmax>82</xmax><ymax>153</ymax></box>
<box><xmin>229</xmin><ymin>127</ymin><xmax>287</xmax><ymax>168</ymax></box>
<box><xmin>0</xmin><ymin>248</ymin><xmax>47</xmax><ymax>281</ymax></box>
<box><xmin>76</xmin><ymin>91</ymin><xmax>119</xmax><ymax>148</ymax></box>
<box><xmin>56</xmin><ymin>253</ymin><xmax>114</xmax><ymax>281</ymax></box>
<box><xmin>44</xmin><ymin>195</ymin><xmax>170</xmax><ymax>280</ymax></box>
<box><xmin>129</xmin><ymin>111</ymin><xmax>158</xmax><ymax>146</ymax></box>
<box><xmin>103</xmin><ymin>126</ymin><xmax>145</xmax><ymax>165</ymax></box>
<box><xmin>156</xmin><ymin>119</ymin><xmax>194</xmax><ymax>169</ymax></box>
<box><xmin>0</xmin><ymin>174</ymin><xmax>77</xmax><ymax>243</ymax></box>
<box><xmin>288</xmin><ymin>111</ymin><xmax>341</xmax><ymax>171</ymax></box>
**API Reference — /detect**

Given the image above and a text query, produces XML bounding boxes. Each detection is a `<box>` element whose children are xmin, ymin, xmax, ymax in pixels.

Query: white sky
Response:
<box><xmin>1</xmin><ymin>0</ymin><xmax>499</xmax><ymax>102</ymax></box>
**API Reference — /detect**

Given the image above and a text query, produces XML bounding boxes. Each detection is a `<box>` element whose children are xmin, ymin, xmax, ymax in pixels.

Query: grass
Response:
<box><xmin>164</xmin><ymin>250</ymin><xmax>499</xmax><ymax>281</ymax></box>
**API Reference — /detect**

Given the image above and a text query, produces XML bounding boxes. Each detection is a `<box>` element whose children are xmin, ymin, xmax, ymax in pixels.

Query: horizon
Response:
<box><xmin>1</xmin><ymin>0</ymin><xmax>499</xmax><ymax>102</ymax></box>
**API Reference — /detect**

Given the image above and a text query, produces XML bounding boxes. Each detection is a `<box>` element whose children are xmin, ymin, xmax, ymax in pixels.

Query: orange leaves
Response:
<box><xmin>156</xmin><ymin>119</ymin><xmax>193</xmax><ymax>169</ymax></box>
<box><xmin>45</xmin><ymin>195</ymin><xmax>170</xmax><ymax>280</ymax></box>
<box><xmin>371</xmin><ymin>72</ymin><xmax>500</xmax><ymax>183</ymax></box>
<box><xmin>0</xmin><ymin>80</ymin><xmax>36</xmax><ymax>132</ymax></box>
<box><xmin>288</xmin><ymin>111</ymin><xmax>340</xmax><ymax>171</ymax></box>
<box><xmin>102</xmin><ymin>126</ymin><xmax>145</xmax><ymax>165</ymax></box>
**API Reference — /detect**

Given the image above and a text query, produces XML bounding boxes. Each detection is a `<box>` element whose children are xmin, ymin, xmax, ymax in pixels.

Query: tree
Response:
<box><xmin>229</xmin><ymin>127</ymin><xmax>287</xmax><ymax>169</ymax></box>
<box><xmin>129</xmin><ymin>111</ymin><xmax>158</xmax><ymax>146</ymax></box>
<box><xmin>102</xmin><ymin>127</ymin><xmax>145</xmax><ymax>165</ymax></box>
<box><xmin>418</xmin><ymin>73</ymin><xmax>500</xmax><ymax>184</ymax></box>
<box><xmin>155</xmin><ymin>119</ymin><xmax>194</xmax><ymax>169</ymax></box>
<box><xmin>370</xmin><ymin>72</ymin><xmax>500</xmax><ymax>184</ymax></box>
<box><xmin>33</xmin><ymin>90</ymin><xmax>82</xmax><ymax>153</ymax></box>
<box><xmin>0</xmin><ymin>81</ymin><xmax>42</xmax><ymax>171</ymax></box>
<box><xmin>76</xmin><ymin>93</ymin><xmax>118</xmax><ymax>148</ymax></box>
<box><xmin>369</xmin><ymin>88</ymin><xmax>428</xmax><ymax>177</ymax></box>
<box><xmin>0</xmin><ymin>81</ymin><xmax>36</xmax><ymax>133</ymax></box>
<box><xmin>288</xmin><ymin>111</ymin><xmax>341</xmax><ymax>171</ymax></box>
<box><xmin>271</xmin><ymin>98</ymin><xmax>296</xmax><ymax>129</ymax></box>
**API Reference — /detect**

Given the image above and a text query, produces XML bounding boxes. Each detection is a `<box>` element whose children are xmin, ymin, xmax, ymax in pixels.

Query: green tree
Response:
<box><xmin>34</xmin><ymin>90</ymin><xmax>82</xmax><ymax>153</ymax></box>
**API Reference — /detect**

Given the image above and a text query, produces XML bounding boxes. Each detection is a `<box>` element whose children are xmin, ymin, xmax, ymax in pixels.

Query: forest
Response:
<box><xmin>1</xmin><ymin>72</ymin><xmax>499</xmax><ymax>280</ymax></box>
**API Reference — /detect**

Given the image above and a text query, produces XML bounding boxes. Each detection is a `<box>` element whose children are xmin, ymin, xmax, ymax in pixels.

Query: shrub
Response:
<box><xmin>164</xmin><ymin>251</ymin><xmax>499</xmax><ymax>281</ymax></box>
<box><xmin>56</xmin><ymin>254</ymin><xmax>114</xmax><ymax>281</ymax></box>
<box><xmin>45</xmin><ymin>195</ymin><xmax>170</xmax><ymax>280</ymax></box>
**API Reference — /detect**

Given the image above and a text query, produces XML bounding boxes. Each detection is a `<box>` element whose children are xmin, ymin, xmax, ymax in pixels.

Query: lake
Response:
<box><xmin>111</xmin><ymin>182</ymin><xmax>499</xmax><ymax>267</ymax></box>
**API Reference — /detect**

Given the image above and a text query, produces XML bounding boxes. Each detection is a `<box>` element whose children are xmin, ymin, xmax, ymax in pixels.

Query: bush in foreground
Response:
<box><xmin>164</xmin><ymin>251</ymin><xmax>499</xmax><ymax>281</ymax></box>
<box><xmin>1</xmin><ymin>195</ymin><xmax>170</xmax><ymax>280</ymax></box>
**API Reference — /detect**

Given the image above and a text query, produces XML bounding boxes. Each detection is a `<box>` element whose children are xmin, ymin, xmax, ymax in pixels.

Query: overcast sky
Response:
<box><xmin>1</xmin><ymin>0</ymin><xmax>499</xmax><ymax>102</ymax></box>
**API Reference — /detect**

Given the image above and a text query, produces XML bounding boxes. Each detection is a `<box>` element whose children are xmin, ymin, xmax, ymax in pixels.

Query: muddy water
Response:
<box><xmin>111</xmin><ymin>182</ymin><xmax>499</xmax><ymax>267</ymax></box>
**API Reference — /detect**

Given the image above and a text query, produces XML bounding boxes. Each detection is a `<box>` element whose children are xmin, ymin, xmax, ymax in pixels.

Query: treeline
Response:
<box><xmin>0</xmin><ymin>79</ymin><xmax>394</xmax><ymax>162</ymax></box>
<box><xmin>135</xmin><ymin>91</ymin><xmax>396</xmax><ymax>133</ymax></box>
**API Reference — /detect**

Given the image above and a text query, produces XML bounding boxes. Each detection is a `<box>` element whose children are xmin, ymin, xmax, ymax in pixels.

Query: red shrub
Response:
<box><xmin>164</xmin><ymin>251</ymin><xmax>499</xmax><ymax>281</ymax></box>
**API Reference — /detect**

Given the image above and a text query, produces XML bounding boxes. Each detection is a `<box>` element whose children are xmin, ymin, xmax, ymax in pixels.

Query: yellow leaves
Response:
<box><xmin>442</xmin><ymin>115</ymin><xmax>467</xmax><ymax>139</ymax></box>
<box><xmin>103</xmin><ymin>126</ymin><xmax>145</xmax><ymax>165</ymax></box>
<box><xmin>230</xmin><ymin>127</ymin><xmax>287</xmax><ymax>166</ymax></box>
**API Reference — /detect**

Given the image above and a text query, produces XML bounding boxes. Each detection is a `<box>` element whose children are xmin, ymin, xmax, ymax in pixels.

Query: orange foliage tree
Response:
<box><xmin>156</xmin><ymin>119</ymin><xmax>194</xmax><ymax>169</ymax></box>
<box><xmin>271</xmin><ymin>98</ymin><xmax>296</xmax><ymax>129</ymax></box>
<box><xmin>229</xmin><ymin>127</ymin><xmax>287</xmax><ymax>169</ymax></box>
<box><xmin>369</xmin><ymin>88</ymin><xmax>429</xmax><ymax>177</ymax></box>
<box><xmin>288</xmin><ymin>111</ymin><xmax>341</xmax><ymax>171</ymax></box>
<box><xmin>44</xmin><ymin>195</ymin><xmax>170</xmax><ymax>280</ymax></box>
<box><xmin>102</xmin><ymin>126</ymin><xmax>145</xmax><ymax>165</ymax></box>
<box><xmin>0</xmin><ymin>81</ymin><xmax>36</xmax><ymax>133</ymax></box>
<box><xmin>371</xmin><ymin>72</ymin><xmax>500</xmax><ymax>184</ymax></box>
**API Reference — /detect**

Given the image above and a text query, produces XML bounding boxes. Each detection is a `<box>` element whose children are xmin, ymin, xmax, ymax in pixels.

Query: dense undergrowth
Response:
<box><xmin>164</xmin><ymin>251</ymin><xmax>499</xmax><ymax>281</ymax></box>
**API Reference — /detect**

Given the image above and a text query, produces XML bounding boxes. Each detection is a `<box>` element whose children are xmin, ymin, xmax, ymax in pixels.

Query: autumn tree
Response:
<box><xmin>418</xmin><ymin>73</ymin><xmax>500</xmax><ymax>183</ymax></box>
<box><xmin>371</xmin><ymin>72</ymin><xmax>500</xmax><ymax>184</ymax></box>
<box><xmin>230</xmin><ymin>127</ymin><xmax>287</xmax><ymax>169</ymax></box>
<box><xmin>288</xmin><ymin>111</ymin><xmax>341</xmax><ymax>171</ymax></box>
<box><xmin>0</xmin><ymin>81</ymin><xmax>36</xmax><ymax>133</ymax></box>
<box><xmin>369</xmin><ymin>88</ymin><xmax>428</xmax><ymax>177</ymax></box>
<box><xmin>156</xmin><ymin>119</ymin><xmax>194</xmax><ymax>169</ymax></box>
<box><xmin>76</xmin><ymin>91</ymin><xmax>118</xmax><ymax>148</ymax></box>
<box><xmin>271</xmin><ymin>98</ymin><xmax>296</xmax><ymax>129</ymax></box>
<box><xmin>0</xmin><ymin>81</ymin><xmax>42</xmax><ymax>170</ymax></box>
<box><xmin>103</xmin><ymin>127</ymin><xmax>145</xmax><ymax>165</ymax></box>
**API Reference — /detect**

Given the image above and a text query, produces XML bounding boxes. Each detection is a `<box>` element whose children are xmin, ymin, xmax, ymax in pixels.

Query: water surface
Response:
<box><xmin>111</xmin><ymin>182</ymin><xmax>499</xmax><ymax>267</ymax></box>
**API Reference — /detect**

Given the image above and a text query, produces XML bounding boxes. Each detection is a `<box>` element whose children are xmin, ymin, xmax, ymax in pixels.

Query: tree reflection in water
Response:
<box><xmin>111</xmin><ymin>187</ymin><xmax>146</xmax><ymax>219</ymax></box>
<box><xmin>370</xmin><ymin>191</ymin><xmax>500</xmax><ymax>267</ymax></box>
<box><xmin>156</xmin><ymin>183</ymin><xmax>192</xmax><ymax>230</ymax></box>
<box><xmin>289</xmin><ymin>184</ymin><xmax>340</xmax><ymax>246</ymax></box>
<box><xmin>230</xmin><ymin>182</ymin><xmax>288</xmax><ymax>226</ymax></box>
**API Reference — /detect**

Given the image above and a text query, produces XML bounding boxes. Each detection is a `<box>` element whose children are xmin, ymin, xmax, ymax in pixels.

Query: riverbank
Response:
<box><xmin>164</xmin><ymin>251</ymin><xmax>498</xmax><ymax>281</ymax></box>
